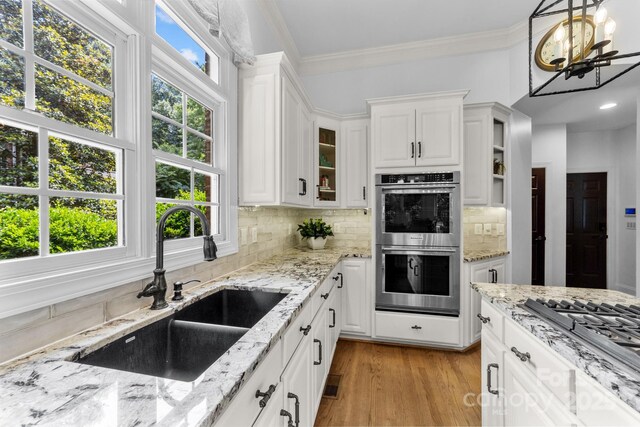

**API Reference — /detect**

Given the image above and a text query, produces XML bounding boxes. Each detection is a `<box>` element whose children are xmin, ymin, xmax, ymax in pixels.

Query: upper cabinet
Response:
<box><xmin>342</xmin><ymin>119</ymin><xmax>369</xmax><ymax>208</ymax></box>
<box><xmin>314</xmin><ymin>115</ymin><xmax>340</xmax><ymax>207</ymax></box>
<box><xmin>239</xmin><ymin>53</ymin><xmax>313</xmax><ymax>207</ymax></box>
<box><xmin>463</xmin><ymin>103</ymin><xmax>511</xmax><ymax>207</ymax></box>
<box><xmin>369</xmin><ymin>91</ymin><xmax>467</xmax><ymax>169</ymax></box>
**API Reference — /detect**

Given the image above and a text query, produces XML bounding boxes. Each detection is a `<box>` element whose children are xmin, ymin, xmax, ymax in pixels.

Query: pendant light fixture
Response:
<box><xmin>529</xmin><ymin>0</ymin><xmax>640</xmax><ymax>97</ymax></box>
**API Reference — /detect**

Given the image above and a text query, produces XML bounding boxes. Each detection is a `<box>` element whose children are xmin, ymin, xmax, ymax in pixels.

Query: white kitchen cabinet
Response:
<box><xmin>463</xmin><ymin>103</ymin><xmax>510</xmax><ymax>207</ymax></box>
<box><xmin>239</xmin><ymin>52</ymin><xmax>312</xmax><ymax>207</ymax></box>
<box><xmin>314</xmin><ymin>115</ymin><xmax>341</xmax><ymax>207</ymax></box>
<box><xmin>281</xmin><ymin>331</ymin><xmax>314</xmax><ymax>427</ymax></box>
<box><xmin>340</xmin><ymin>259</ymin><xmax>371</xmax><ymax>336</ymax></box>
<box><xmin>481</xmin><ymin>329</ymin><xmax>505</xmax><ymax>427</ymax></box>
<box><xmin>326</xmin><ymin>279</ymin><xmax>341</xmax><ymax>361</ymax></box>
<box><xmin>254</xmin><ymin>386</ymin><xmax>285</xmax><ymax>427</ymax></box>
<box><xmin>368</xmin><ymin>91</ymin><xmax>466</xmax><ymax>169</ymax></box>
<box><xmin>466</xmin><ymin>257</ymin><xmax>507</xmax><ymax>345</ymax></box>
<box><xmin>342</xmin><ymin>119</ymin><xmax>369</xmax><ymax>208</ymax></box>
<box><xmin>311</xmin><ymin>303</ymin><xmax>328</xmax><ymax>413</ymax></box>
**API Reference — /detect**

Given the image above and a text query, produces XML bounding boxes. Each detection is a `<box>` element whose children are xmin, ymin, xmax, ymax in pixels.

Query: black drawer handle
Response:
<box><xmin>280</xmin><ymin>409</ymin><xmax>295</xmax><ymax>427</ymax></box>
<box><xmin>299</xmin><ymin>324</ymin><xmax>311</xmax><ymax>336</ymax></box>
<box><xmin>329</xmin><ymin>308</ymin><xmax>336</xmax><ymax>328</ymax></box>
<box><xmin>411</xmin><ymin>325</ymin><xmax>422</xmax><ymax>330</ymax></box>
<box><xmin>314</xmin><ymin>338</ymin><xmax>322</xmax><ymax>365</ymax></box>
<box><xmin>336</xmin><ymin>272</ymin><xmax>343</xmax><ymax>288</ymax></box>
<box><xmin>287</xmin><ymin>392</ymin><xmax>300</xmax><ymax>427</ymax></box>
<box><xmin>487</xmin><ymin>363</ymin><xmax>499</xmax><ymax>396</ymax></box>
<box><xmin>511</xmin><ymin>346</ymin><xmax>531</xmax><ymax>362</ymax></box>
<box><xmin>477</xmin><ymin>313</ymin><xmax>491</xmax><ymax>324</ymax></box>
<box><xmin>321</xmin><ymin>292</ymin><xmax>329</xmax><ymax>300</ymax></box>
<box><xmin>255</xmin><ymin>384</ymin><xmax>276</xmax><ymax>408</ymax></box>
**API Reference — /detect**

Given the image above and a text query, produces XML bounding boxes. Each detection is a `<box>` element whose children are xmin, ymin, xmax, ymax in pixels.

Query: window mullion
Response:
<box><xmin>182</xmin><ymin>92</ymin><xmax>187</xmax><ymax>158</ymax></box>
<box><xmin>23</xmin><ymin>0</ymin><xmax>36</xmax><ymax>110</ymax></box>
<box><xmin>38</xmin><ymin>127</ymin><xmax>49</xmax><ymax>256</ymax></box>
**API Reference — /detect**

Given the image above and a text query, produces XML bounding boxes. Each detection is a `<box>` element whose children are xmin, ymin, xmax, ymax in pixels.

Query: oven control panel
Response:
<box><xmin>377</xmin><ymin>172</ymin><xmax>458</xmax><ymax>185</ymax></box>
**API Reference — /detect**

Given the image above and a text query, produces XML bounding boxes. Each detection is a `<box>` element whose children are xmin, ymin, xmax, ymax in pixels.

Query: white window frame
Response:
<box><xmin>0</xmin><ymin>0</ymin><xmax>238</xmax><ymax>319</ymax></box>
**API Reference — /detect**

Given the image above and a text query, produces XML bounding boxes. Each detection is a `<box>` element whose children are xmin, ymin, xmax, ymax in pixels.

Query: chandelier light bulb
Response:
<box><xmin>554</xmin><ymin>24</ymin><xmax>566</xmax><ymax>42</ymax></box>
<box><xmin>605</xmin><ymin>18</ymin><xmax>617</xmax><ymax>36</ymax></box>
<box><xmin>594</xmin><ymin>7</ymin><xmax>608</xmax><ymax>25</ymax></box>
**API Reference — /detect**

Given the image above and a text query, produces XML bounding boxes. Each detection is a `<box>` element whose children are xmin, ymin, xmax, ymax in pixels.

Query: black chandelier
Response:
<box><xmin>529</xmin><ymin>0</ymin><xmax>640</xmax><ymax>97</ymax></box>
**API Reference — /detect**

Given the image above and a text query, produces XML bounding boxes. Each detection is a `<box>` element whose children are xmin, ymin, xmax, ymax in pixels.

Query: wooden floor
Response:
<box><xmin>314</xmin><ymin>340</ymin><xmax>481</xmax><ymax>427</ymax></box>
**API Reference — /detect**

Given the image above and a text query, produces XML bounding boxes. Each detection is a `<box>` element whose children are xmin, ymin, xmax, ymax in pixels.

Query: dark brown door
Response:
<box><xmin>566</xmin><ymin>173</ymin><xmax>607</xmax><ymax>289</ymax></box>
<box><xmin>532</xmin><ymin>168</ymin><xmax>546</xmax><ymax>285</ymax></box>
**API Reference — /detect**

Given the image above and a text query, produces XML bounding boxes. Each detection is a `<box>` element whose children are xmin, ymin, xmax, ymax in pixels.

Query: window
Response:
<box><xmin>0</xmin><ymin>0</ymin><xmax>127</xmax><ymax>268</ymax></box>
<box><xmin>155</xmin><ymin>2</ymin><xmax>219</xmax><ymax>84</ymax></box>
<box><xmin>152</xmin><ymin>74</ymin><xmax>220</xmax><ymax>239</ymax></box>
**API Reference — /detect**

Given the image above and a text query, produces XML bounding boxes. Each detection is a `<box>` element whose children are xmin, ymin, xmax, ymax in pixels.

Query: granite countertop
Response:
<box><xmin>463</xmin><ymin>249</ymin><xmax>509</xmax><ymax>262</ymax></box>
<box><xmin>472</xmin><ymin>282</ymin><xmax>640</xmax><ymax>413</ymax></box>
<box><xmin>0</xmin><ymin>246</ymin><xmax>370</xmax><ymax>427</ymax></box>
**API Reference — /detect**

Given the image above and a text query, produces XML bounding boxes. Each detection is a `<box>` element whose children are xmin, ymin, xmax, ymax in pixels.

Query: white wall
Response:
<box><xmin>509</xmin><ymin>110</ymin><xmax>532</xmax><ymax>284</ymax></box>
<box><xmin>567</xmin><ymin>125</ymin><xmax>637</xmax><ymax>294</ymax></box>
<box><xmin>532</xmin><ymin>124</ymin><xmax>567</xmax><ymax>286</ymax></box>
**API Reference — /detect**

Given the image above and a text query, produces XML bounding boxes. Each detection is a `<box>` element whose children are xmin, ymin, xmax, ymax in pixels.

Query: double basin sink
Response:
<box><xmin>75</xmin><ymin>289</ymin><xmax>287</xmax><ymax>382</ymax></box>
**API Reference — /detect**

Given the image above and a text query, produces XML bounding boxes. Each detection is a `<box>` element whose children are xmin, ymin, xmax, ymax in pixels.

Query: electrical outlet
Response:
<box><xmin>627</xmin><ymin>222</ymin><xmax>636</xmax><ymax>230</ymax></box>
<box><xmin>474</xmin><ymin>224</ymin><xmax>483</xmax><ymax>235</ymax></box>
<box><xmin>497</xmin><ymin>224</ymin><xmax>505</xmax><ymax>235</ymax></box>
<box><xmin>240</xmin><ymin>227</ymin><xmax>248</xmax><ymax>245</ymax></box>
<box><xmin>483</xmin><ymin>223</ymin><xmax>492</xmax><ymax>235</ymax></box>
<box><xmin>251</xmin><ymin>227</ymin><xmax>258</xmax><ymax>243</ymax></box>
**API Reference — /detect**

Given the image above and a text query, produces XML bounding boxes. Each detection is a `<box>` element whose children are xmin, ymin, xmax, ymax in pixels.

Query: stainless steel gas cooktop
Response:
<box><xmin>522</xmin><ymin>298</ymin><xmax>640</xmax><ymax>373</ymax></box>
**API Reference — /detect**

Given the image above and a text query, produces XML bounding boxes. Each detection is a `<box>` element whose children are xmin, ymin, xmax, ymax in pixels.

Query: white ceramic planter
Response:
<box><xmin>306</xmin><ymin>237</ymin><xmax>327</xmax><ymax>250</ymax></box>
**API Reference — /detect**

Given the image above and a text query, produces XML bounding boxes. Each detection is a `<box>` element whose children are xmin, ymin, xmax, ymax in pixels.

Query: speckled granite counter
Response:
<box><xmin>463</xmin><ymin>250</ymin><xmax>509</xmax><ymax>262</ymax></box>
<box><xmin>0</xmin><ymin>246</ymin><xmax>370</xmax><ymax>427</ymax></box>
<box><xmin>472</xmin><ymin>282</ymin><xmax>640</xmax><ymax>414</ymax></box>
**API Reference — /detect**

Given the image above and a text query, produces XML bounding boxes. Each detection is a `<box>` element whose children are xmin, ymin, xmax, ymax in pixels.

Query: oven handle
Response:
<box><xmin>378</xmin><ymin>185</ymin><xmax>458</xmax><ymax>191</ymax></box>
<box><xmin>381</xmin><ymin>247</ymin><xmax>457</xmax><ymax>254</ymax></box>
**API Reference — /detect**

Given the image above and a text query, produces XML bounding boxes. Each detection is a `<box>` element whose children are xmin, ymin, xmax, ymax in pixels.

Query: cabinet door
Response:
<box><xmin>281</xmin><ymin>76</ymin><xmax>303</xmax><ymax>206</ymax></box>
<box><xmin>253</xmin><ymin>383</ymin><xmax>285</xmax><ymax>427</ymax></box>
<box><xmin>372</xmin><ymin>105</ymin><xmax>415</xmax><ymax>168</ymax></box>
<box><xmin>299</xmin><ymin>107</ymin><xmax>313</xmax><ymax>207</ymax></box>
<box><xmin>326</xmin><ymin>288</ymin><xmax>340</xmax><ymax>361</ymax></box>
<box><xmin>311</xmin><ymin>307</ymin><xmax>327</xmax><ymax>413</ymax></box>
<box><xmin>343</xmin><ymin>120</ymin><xmax>368</xmax><ymax>207</ymax></box>
<box><xmin>503</xmin><ymin>356</ymin><xmax>575</xmax><ymax>426</ymax></box>
<box><xmin>341</xmin><ymin>260</ymin><xmax>370</xmax><ymax>336</ymax></box>
<box><xmin>492</xmin><ymin>260</ymin><xmax>506</xmax><ymax>284</ymax></box>
<box><xmin>415</xmin><ymin>103</ymin><xmax>461</xmax><ymax>166</ymax></box>
<box><xmin>463</xmin><ymin>112</ymin><xmax>490</xmax><ymax>205</ymax></box>
<box><xmin>282</xmin><ymin>336</ymin><xmax>314</xmax><ymax>427</ymax></box>
<box><xmin>314</xmin><ymin>117</ymin><xmax>340</xmax><ymax>207</ymax></box>
<box><xmin>481</xmin><ymin>329</ymin><xmax>505</xmax><ymax>427</ymax></box>
<box><xmin>470</xmin><ymin>261</ymin><xmax>491</xmax><ymax>341</ymax></box>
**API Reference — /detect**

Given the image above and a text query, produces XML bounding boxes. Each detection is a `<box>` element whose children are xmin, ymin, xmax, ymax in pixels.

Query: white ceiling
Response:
<box><xmin>274</xmin><ymin>0</ymin><xmax>540</xmax><ymax>56</ymax></box>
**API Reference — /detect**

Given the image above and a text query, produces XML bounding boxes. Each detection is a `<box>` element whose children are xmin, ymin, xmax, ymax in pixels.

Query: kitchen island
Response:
<box><xmin>473</xmin><ymin>282</ymin><xmax>640</xmax><ymax>425</ymax></box>
<box><xmin>0</xmin><ymin>247</ymin><xmax>369</xmax><ymax>426</ymax></box>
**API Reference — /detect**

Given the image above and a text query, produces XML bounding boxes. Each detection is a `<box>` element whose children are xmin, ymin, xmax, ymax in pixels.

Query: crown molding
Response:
<box><xmin>256</xmin><ymin>0</ymin><xmax>302</xmax><ymax>69</ymax></box>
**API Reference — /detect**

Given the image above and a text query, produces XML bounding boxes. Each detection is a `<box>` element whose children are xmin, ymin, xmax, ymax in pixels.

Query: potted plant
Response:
<box><xmin>297</xmin><ymin>218</ymin><xmax>334</xmax><ymax>250</ymax></box>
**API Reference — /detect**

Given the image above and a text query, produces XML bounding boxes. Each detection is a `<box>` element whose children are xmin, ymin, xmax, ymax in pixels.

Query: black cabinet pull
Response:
<box><xmin>511</xmin><ymin>346</ymin><xmax>531</xmax><ymax>362</ymax></box>
<box><xmin>255</xmin><ymin>384</ymin><xmax>276</xmax><ymax>408</ymax></box>
<box><xmin>329</xmin><ymin>308</ymin><xmax>336</xmax><ymax>328</ymax></box>
<box><xmin>477</xmin><ymin>313</ymin><xmax>491</xmax><ymax>324</ymax></box>
<box><xmin>409</xmin><ymin>258</ymin><xmax>414</xmax><ymax>269</ymax></box>
<box><xmin>298</xmin><ymin>178</ymin><xmax>307</xmax><ymax>196</ymax></box>
<box><xmin>411</xmin><ymin>324</ymin><xmax>422</xmax><ymax>330</ymax></box>
<box><xmin>336</xmin><ymin>272</ymin><xmax>343</xmax><ymax>288</ymax></box>
<box><xmin>487</xmin><ymin>363</ymin><xmax>499</xmax><ymax>396</ymax></box>
<box><xmin>410</xmin><ymin>142</ymin><xmax>415</xmax><ymax>158</ymax></box>
<box><xmin>314</xmin><ymin>339</ymin><xmax>322</xmax><ymax>365</ymax></box>
<box><xmin>418</xmin><ymin>141</ymin><xmax>422</xmax><ymax>158</ymax></box>
<box><xmin>321</xmin><ymin>292</ymin><xmax>329</xmax><ymax>300</ymax></box>
<box><xmin>488</xmin><ymin>269</ymin><xmax>498</xmax><ymax>283</ymax></box>
<box><xmin>362</xmin><ymin>186</ymin><xmax>366</xmax><ymax>200</ymax></box>
<box><xmin>287</xmin><ymin>393</ymin><xmax>300</xmax><ymax>427</ymax></box>
<box><xmin>280</xmin><ymin>409</ymin><xmax>295</xmax><ymax>427</ymax></box>
<box><xmin>299</xmin><ymin>325</ymin><xmax>311</xmax><ymax>336</ymax></box>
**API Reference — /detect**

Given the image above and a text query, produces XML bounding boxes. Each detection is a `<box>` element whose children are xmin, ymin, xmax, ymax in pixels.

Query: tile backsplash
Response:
<box><xmin>463</xmin><ymin>207</ymin><xmax>507</xmax><ymax>253</ymax></box>
<box><xmin>0</xmin><ymin>207</ymin><xmax>371</xmax><ymax>363</ymax></box>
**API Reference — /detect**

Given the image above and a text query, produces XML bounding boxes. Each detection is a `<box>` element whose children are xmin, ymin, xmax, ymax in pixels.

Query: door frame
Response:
<box><xmin>531</xmin><ymin>167</ymin><xmax>546</xmax><ymax>286</ymax></box>
<box><xmin>532</xmin><ymin>162</ymin><xmax>551</xmax><ymax>285</ymax></box>
<box><xmin>567</xmin><ymin>168</ymin><xmax>614</xmax><ymax>290</ymax></box>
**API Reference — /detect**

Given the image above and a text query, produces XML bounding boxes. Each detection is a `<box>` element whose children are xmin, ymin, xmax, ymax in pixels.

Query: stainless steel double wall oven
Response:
<box><xmin>375</xmin><ymin>172</ymin><xmax>461</xmax><ymax>315</ymax></box>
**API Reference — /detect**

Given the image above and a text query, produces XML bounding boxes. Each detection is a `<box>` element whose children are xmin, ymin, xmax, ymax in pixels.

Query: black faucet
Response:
<box><xmin>137</xmin><ymin>206</ymin><xmax>217</xmax><ymax>310</ymax></box>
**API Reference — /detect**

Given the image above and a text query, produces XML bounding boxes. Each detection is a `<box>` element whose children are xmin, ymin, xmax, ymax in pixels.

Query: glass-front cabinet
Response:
<box><xmin>314</xmin><ymin>116</ymin><xmax>340</xmax><ymax>207</ymax></box>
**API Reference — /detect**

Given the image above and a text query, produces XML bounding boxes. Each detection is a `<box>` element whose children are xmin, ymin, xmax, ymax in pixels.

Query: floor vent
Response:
<box><xmin>323</xmin><ymin>374</ymin><xmax>342</xmax><ymax>399</ymax></box>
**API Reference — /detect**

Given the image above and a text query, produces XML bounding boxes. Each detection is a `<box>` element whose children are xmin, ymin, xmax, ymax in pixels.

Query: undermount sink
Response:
<box><xmin>75</xmin><ymin>289</ymin><xmax>287</xmax><ymax>381</ymax></box>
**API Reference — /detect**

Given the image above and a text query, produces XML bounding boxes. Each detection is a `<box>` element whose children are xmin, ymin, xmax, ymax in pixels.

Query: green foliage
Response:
<box><xmin>155</xmin><ymin>190</ymin><xmax>208</xmax><ymax>239</ymax></box>
<box><xmin>297</xmin><ymin>218</ymin><xmax>334</xmax><ymax>240</ymax></box>
<box><xmin>0</xmin><ymin>206</ymin><xmax>39</xmax><ymax>259</ymax></box>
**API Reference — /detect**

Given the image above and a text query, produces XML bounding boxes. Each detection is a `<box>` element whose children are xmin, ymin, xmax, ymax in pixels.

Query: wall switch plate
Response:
<box><xmin>484</xmin><ymin>223</ymin><xmax>492</xmax><ymax>235</ymax></box>
<box><xmin>626</xmin><ymin>222</ymin><xmax>636</xmax><ymax>230</ymax></box>
<box><xmin>474</xmin><ymin>224</ymin><xmax>483</xmax><ymax>235</ymax></box>
<box><xmin>497</xmin><ymin>224</ymin><xmax>505</xmax><ymax>235</ymax></box>
<box><xmin>251</xmin><ymin>227</ymin><xmax>258</xmax><ymax>243</ymax></box>
<box><xmin>240</xmin><ymin>227</ymin><xmax>248</xmax><ymax>245</ymax></box>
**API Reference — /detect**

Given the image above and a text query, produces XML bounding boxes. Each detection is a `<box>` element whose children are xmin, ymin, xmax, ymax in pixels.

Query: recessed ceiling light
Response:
<box><xmin>600</xmin><ymin>103</ymin><xmax>617</xmax><ymax>110</ymax></box>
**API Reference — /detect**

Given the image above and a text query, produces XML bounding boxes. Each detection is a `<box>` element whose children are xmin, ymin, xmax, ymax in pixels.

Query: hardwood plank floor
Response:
<box><xmin>315</xmin><ymin>340</ymin><xmax>481</xmax><ymax>427</ymax></box>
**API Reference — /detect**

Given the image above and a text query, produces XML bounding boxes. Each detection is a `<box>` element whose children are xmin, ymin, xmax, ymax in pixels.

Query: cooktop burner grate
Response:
<box><xmin>522</xmin><ymin>298</ymin><xmax>640</xmax><ymax>373</ymax></box>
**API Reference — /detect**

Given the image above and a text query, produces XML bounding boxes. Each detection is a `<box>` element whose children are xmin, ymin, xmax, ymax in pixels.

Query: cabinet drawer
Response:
<box><xmin>282</xmin><ymin>300</ymin><xmax>313</xmax><ymax>369</ymax></box>
<box><xmin>214</xmin><ymin>340</ymin><xmax>283</xmax><ymax>426</ymax></box>
<box><xmin>375</xmin><ymin>311</ymin><xmax>460</xmax><ymax>345</ymax></box>
<box><xmin>312</xmin><ymin>275</ymin><xmax>335</xmax><ymax>317</ymax></box>
<box><xmin>575</xmin><ymin>371</ymin><xmax>640</xmax><ymax>426</ymax></box>
<box><xmin>481</xmin><ymin>299</ymin><xmax>505</xmax><ymax>342</ymax></box>
<box><xmin>504</xmin><ymin>319</ymin><xmax>574</xmax><ymax>409</ymax></box>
